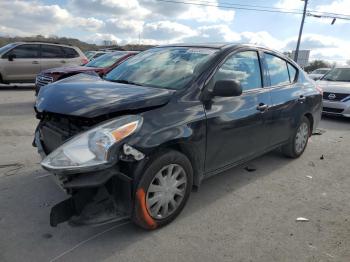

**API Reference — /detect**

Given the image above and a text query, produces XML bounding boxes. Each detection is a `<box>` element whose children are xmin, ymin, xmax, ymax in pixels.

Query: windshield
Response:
<box><xmin>104</xmin><ymin>47</ymin><xmax>218</xmax><ymax>90</ymax></box>
<box><xmin>322</xmin><ymin>68</ymin><xmax>350</xmax><ymax>82</ymax></box>
<box><xmin>313</xmin><ymin>69</ymin><xmax>329</xmax><ymax>74</ymax></box>
<box><xmin>0</xmin><ymin>43</ymin><xmax>17</xmax><ymax>55</ymax></box>
<box><xmin>85</xmin><ymin>52</ymin><xmax>128</xmax><ymax>68</ymax></box>
<box><xmin>84</xmin><ymin>51</ymin><xmax>96</xmax><ymax>60</ymax></box>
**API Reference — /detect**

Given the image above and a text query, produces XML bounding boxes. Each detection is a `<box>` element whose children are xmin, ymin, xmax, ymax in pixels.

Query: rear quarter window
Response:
<box><xmin>62</xmin><ymin>47</ymin><xmax>79</xmax><ymax>58</ymax></box>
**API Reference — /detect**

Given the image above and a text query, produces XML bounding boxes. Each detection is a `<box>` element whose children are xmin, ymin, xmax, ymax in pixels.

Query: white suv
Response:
<box><xmin>0</xmin><ymin>42</ymin><xmax>88</xmax><ymax>83</ymax></box>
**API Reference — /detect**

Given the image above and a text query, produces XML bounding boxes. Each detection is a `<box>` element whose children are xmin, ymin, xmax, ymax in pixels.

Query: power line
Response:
<box><xmin>154</xmin><ymin>0</ymin><xmax>303</xmax><ymax>15</ymax></box>
<box><xmin>155</xmin><ymin>0</ymin><xmax>350</xmax><ymax>20</ymax></box>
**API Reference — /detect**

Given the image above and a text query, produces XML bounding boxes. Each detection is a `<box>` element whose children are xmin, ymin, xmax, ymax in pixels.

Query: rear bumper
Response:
<box><xmin>322</xmin><ymin>99</ymin><xmax>350</xmax><ymax>117</ymax></box>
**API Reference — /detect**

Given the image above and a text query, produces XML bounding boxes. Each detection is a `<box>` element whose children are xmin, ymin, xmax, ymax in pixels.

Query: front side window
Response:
<box><xmin>265</xmin><ymin>54</ymin><xmax>290</xmax><ymax>86</ymax></box>
<box><xmin>322</xmin><ymin>68</ymin><xmax>350</xmax><ymax>82</ymax></box>
<box><xmin>41</xmin><ymin>45</ymin><xmax>65</xmax><ymax>58</ymax></box>
<box><xmin>214</xmin><ymin>51</ymin><xmax>262</xmax><ymax>91</ymax></box>
<box><xmin>5</xmin><ymin>44</ymin><xmax>39</xmax><ymax>59</ymax></box>
<box><xmin>105</xmin><ymin>47</ymin><xmax>218</xmax><ymax>90</ymax></box>
<box><xmin>86</xmin><ymin>52</ymin><xmax>127</xmax><ymax>68</ymax></box>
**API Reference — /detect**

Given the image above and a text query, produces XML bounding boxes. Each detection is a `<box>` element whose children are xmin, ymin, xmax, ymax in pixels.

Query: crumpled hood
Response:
<box><xmin>41</xmin><ymin>66</ymin><xmax>102</xmax><ymax>75</ymax></box>
<box><xmin>317</xmin><ymin>80</ymin><xmax>350</xmax><ymax>93</ymax></box>
<box><xmin>35</xmin><ymin>74</ymin><xmax>175</xmax><ymax>118</ymax></box>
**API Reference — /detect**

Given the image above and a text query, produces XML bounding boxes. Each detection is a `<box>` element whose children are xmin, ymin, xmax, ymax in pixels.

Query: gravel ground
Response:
<box><xmin>0</xmin><ymin>89</ymin><xmax>349</xmax><ymax>262</ymax></box>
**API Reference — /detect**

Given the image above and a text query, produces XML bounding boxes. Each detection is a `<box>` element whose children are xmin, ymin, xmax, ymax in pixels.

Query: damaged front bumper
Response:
<box><xmin>33</xmin><ymin>130</ymin><xmax>139</xmax><ymax>227</ymax></box>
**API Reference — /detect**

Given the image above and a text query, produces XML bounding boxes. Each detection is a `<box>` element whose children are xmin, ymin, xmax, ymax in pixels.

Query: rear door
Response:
<box><xmin>263</xmin><ymin>52</ymin><xmax>304</xmax><ymax>146</ymax></box>
<box><xmin>40</xmin><ymin>44</ymin><xmax>67</xmax><ymax>70</ymax></box>
<box><xmin>2</xmin><ymin>44</ymin><xmax>40</xmax><ymax>82</ymax></box>
<box><xmin>204</xmin><ymin>49</ymin><xmax>273</xmax><ymax>173</ymax></box>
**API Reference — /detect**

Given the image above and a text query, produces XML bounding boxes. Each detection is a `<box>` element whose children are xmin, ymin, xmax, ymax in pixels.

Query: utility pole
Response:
<box><xmin>294</xmin><ymin>0</ymin><xmax>308</xmax><ymax>63</ymax></box>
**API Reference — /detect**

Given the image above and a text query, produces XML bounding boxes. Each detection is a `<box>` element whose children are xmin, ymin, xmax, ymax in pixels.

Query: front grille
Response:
<box><xmin>323</xmin><ymin>92</ymin><xmax>350</xmax><ymax>101</ymax></box>
<box><xmin>322</xmin><ymin>107</ymin><xmax>344</xmax><ymax>114</ymax></box>
<box><xmin>38</xmin><ymin>113</ymin><xmax>96</xmax><ymax>154</ymax></box>
<box><xmin>36</xmin><ymin>74</ymin><xmax>54</xmax><ymax>88</ymax></box>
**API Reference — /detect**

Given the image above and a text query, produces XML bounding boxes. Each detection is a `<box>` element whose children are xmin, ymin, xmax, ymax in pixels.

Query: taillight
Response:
<box><xmin>81</xmin><ymin>57</ymin><xmax>89</xmax><ymax>65</ymax></box>
<box><xmin>316</xmin><ymin>85</ymin><xmax>323</xmax><ymax>95</ymax></box>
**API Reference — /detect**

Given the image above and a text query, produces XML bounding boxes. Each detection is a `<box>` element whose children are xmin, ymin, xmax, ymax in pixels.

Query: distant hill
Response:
<box><xmin>0</xmin><ymin>35</ymin><xmax>154</xmax><ymax>52</ymax></box>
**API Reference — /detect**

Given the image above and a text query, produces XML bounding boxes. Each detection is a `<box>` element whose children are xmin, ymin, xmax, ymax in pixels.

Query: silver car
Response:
<box><xmin>318</xmin><ymin>66</ymin><xmax>350</xmax><ymax>117</ymax></box>
<box><xmin>0</xmin><ymin>42</ymin><xmax>88</xmax><ymax>83</ymax></box>
<box><xmin>308</xmin><ymin>68</ymin><xmax>330</xmax><ymax>80</ymax></box>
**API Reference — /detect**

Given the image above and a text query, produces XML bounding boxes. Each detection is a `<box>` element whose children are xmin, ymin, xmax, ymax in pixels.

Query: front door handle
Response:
<box><xmin>60</xmin><ymin>60</ymin><xmax>66</xmax><ymax>63</ymax></box>
<box><xmin>32</xmin><ymin>61</ymin><xmax>39</xmax><ymax>64</ymax></box>
<box><xmin>257</xmin><ymin>103</ymin><xmax>269</xmax><ymax>112</ymax></box>
<box><xmin>298</xmin><ymin>95</ymin><xmax>306</xmax><ymax>102</ymax></box>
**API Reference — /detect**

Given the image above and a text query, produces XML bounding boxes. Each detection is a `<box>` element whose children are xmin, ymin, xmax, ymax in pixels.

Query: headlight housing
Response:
<box><xmin>41</xmin><ymin>115</ymin><xmax>142</xmax><ymax>171</ymax></box>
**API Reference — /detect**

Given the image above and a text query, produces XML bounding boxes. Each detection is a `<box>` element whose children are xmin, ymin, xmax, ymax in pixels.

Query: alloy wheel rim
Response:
<box><xmin>295</xmin><ymin>122</ymin><xmax>309</xmax><ymax>154</ymax></box>
<box><xmin>146</xmin><ymin>164</ymin><xmax>187</xmax><ymax>219</ymax></box>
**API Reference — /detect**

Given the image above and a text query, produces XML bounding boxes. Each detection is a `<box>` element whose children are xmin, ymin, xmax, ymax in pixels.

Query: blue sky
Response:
<box><xmin>1</xmin><ymin>0</ymin><xmax>350</xmax><ymax>62</ymax></box>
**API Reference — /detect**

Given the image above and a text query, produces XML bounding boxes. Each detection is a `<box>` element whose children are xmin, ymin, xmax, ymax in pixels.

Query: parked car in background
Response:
<box><xmin>34</xmin><ymin>43</ymin><xmax>322</xmax><ymax>229</ymax></box>
<box><xmin>0</xmin><ymin>42</ymin><xmax>88</xmax><ymax>84</ymax></box>
<box><xmin>318</xmin><ymin>66</ymin><xmax>350</xmax><ymax>117</ymax></box>
<box><xmin>35</xmin><ymin>51</ymin><xmax>138</xmax><ymax>94</ymax></box>
<box><xmin>84</xmin><ymin>51</ymin><xmax>109</xmax><ymax>61</ymax></box>
<box><xmin>309</xmin><ymin>68</ymin><xmax>330</xmax><ymax>80</ymax></box>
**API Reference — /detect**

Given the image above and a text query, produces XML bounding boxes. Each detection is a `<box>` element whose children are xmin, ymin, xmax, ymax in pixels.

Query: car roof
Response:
<box><xmin>333</xmin><ymin>66</ymin><xmax>350</xmax><ymax>69</ymax></box>
<box><xmin>155</xmin><ymin>43</ymin><xmax>288</xmax><ymax>56</ymax></box>
<box><xmin>12</xmin><ymin>42</ymin><xmax>77</xmax><ymax>49</ymax></box>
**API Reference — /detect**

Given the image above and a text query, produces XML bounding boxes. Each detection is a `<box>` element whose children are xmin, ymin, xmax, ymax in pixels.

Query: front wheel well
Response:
<box><xmin>153</xmin><ymin>143</ymin><xmax>202</xmax><ymax>189</ymax></box>
<box><xmin>304</xmin><ymin>113</ymin><xmax>314</xmax><ymax>135</ymax></box>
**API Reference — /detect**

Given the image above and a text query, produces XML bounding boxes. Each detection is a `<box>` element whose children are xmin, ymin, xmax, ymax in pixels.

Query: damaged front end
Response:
<box><xmin>33</xmin><ymin>114</ymin><xmax>145</xmax><ymax>227</ymax></box>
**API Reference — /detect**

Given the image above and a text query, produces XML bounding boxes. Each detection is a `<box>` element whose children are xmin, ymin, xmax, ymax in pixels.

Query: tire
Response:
<box><xmin>132</xmin><ymin>150</ymin><xmax>193</xmax><ymax>230</ymax></box>
<box><xmin>282</xmin><ymin>116</ymin><xmax>311</xmax><ymax>158</ymax></box>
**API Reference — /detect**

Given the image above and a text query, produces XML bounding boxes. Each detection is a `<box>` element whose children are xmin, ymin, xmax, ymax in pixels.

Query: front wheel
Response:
<box><xmin>132</xmin><ymin>150</ymin><xmax>193</xmax><ymax>230</ymax></box>
<box><xmin>282</xmin><ymin>116</ymin><xmax>311</xmax><ymax>158</ymax></box>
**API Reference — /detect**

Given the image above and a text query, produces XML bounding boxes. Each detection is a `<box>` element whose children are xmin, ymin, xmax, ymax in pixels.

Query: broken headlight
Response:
<box><xmin>41</xmin><ymin>115</ymin><xmax>142</xmax><ymax>171</ymax></box>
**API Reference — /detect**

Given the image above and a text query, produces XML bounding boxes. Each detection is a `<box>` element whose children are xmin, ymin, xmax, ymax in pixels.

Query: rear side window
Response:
<box><xmin>41</xmin><ymin>45</ymin><xmax>65</xmax><ymax>58</ymax></box>
<box><xmin>214</xmin><ymin>51</ymin><xmax>262</xmax><ymax>91</ymax></box>
<box><xmin>265</xmin><ymin>53</ymin><xmax>290</xmax><ymax>86</ymax></box>
<box><xmin>4</xmin><ymin>44</ymin><xmax>40</xmax><ymax>58</ymax></box>
<box><xmin>287</xmin><ymin>63</ymin><xmax>297</xmax><ymax>82</ymax></box>
<box><xmin>62</xmin><ymin>47</ymin><xmax>79</xmax><ymax>58</ymax></box>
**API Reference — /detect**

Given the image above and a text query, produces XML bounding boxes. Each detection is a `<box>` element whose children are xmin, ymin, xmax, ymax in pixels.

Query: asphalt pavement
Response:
<box><xmin>0</xmin><ymin>89</ymin><xmax>349</xmax><ymax>262</ymax></box>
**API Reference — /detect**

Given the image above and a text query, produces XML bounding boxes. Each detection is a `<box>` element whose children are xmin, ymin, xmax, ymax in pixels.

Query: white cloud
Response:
<box><xmin>315</xmin><ymin>0</ymin><xmax>350</xmax><ymax>14</ymax></box>
<box><xmin>179</xmin><ymin>4</ymin><xmax>235</xmax><ymax>23</ymax></box>
<box><xmin>142</xmin><ymin>21</ymin><xmax>197</xmax><ymax>41</ymax></box>
<box><xmin>69</xmin><ymin>0</ymin><xmax>150</xmax><ymax>18</ymax></box>
<box><xmin>0</xmin><ymin>1</ymin><xmax>104</xmax><ymax>36</ymax></box>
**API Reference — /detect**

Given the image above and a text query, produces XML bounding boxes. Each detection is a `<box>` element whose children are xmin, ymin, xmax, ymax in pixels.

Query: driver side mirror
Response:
<box><xmin>212</xmin><ymin>80</ymin><xmax>242</xmax><ymax>97</ymax></box>
<box><xmin>8</xmin><ymin>54</ymin><xmax>16</xmax><ymax>61</ymax></box>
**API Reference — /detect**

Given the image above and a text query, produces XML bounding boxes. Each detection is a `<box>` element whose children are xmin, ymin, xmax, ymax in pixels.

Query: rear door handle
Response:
<box><xmin>257</xmin><ymin>103</ymin><xmax>269</xmax><ymax>112</ymax></box>
<box><xmin>60</xmin><ymin>60</ymin><xmax>66</xmax><ymax>63</ymax></box>
<box><xmin>298</xmin><ymin>95</ymin><xmax>306</xmax><ymax>102</ymax></box>
<box><xmin>32</xmin><ymin>61</ymin><xmax>39</xmax><ymax>64</ymax></box>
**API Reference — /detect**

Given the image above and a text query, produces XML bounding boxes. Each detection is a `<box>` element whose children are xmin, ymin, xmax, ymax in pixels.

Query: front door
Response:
<box><xmin>204</xmin><ymin>50</ymin><xmax>272</xmax><ymax>173</ymax></box>
<box><xmin>3</xmin><ymin>44</ymin><xmax>41</xmax><ymax>82</ymax></box>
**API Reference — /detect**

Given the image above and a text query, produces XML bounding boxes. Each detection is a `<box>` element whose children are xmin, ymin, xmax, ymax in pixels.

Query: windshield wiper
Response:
<box><xmin>107</xmin><ymin>79</ymin><xmax>144</xmax><ymax>86</ymax></box>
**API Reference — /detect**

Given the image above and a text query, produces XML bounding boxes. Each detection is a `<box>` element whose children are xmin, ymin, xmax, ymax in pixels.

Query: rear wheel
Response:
<box><xmin>282</xmin><ymin>116</ymin><xmax>310</xmax><ymax>158</ymax></box>
<box><xmin>132</xmin><ymin>150</ymin><xmax>193</xmax><ymax>230</ymax></box>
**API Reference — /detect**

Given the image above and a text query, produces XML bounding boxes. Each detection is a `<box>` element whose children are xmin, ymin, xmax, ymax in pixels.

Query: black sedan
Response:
<box><xmin>33</xmin><ymin>43</ymin><xmax>322</xmax><ymax>229</ymax></box>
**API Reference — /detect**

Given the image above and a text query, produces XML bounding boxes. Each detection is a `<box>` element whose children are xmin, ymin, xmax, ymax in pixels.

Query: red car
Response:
<box><xmin>35</xmin><ymin>51</ymin><xmax>138</xmax><ymax>95</ymax></box>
